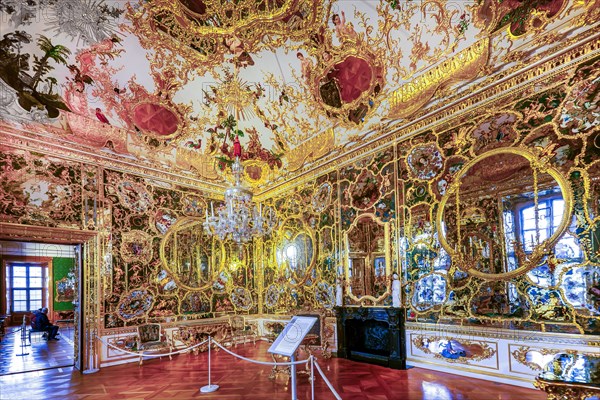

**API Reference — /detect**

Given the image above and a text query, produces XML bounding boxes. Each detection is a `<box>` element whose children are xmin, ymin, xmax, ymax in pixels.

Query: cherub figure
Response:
<box><xmin>296</xmin><ymin>52</ymin><xmax>313</xmax><ymax>82</ymax></box>
<box><xmin>331</xmin><ymin>11</ymin><xmax>358</xmax><ymax>42</ymax></box>
<box><xmin>224</xmin><ymin>35</ymin><xmax>254</xmax><ymax>67</ymax></box>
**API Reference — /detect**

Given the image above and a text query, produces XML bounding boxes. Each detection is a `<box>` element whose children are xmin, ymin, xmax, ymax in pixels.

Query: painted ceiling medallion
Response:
<box><xmin>123</xmin><ymin>82</ymin><xmax>190</xmax><ymax>142</ymax></box>
<box><xmin>312</xmin><ymin>52</ymin><xmax>384</xmax><ymax>125</ymax></box>
<box><xmin>131</xmin><ymin>103</ymin><xmax>180</xmax><ymax>137</ymax></box>
<box><xmin>128</xmin><ymin>0</ymin><xmax>325</xmax><ymax>73</ymax></box>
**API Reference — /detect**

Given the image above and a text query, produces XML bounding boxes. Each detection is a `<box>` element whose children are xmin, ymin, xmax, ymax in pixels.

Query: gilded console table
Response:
<box><xmin>534</xmin><ymin>378</ymin><xmax>600</xmax><ymax>400</ymax></box>
<box><xmin>172</xmin><ymin>321</ymin><xmax>230</xmax><ymax>354</ymax></box>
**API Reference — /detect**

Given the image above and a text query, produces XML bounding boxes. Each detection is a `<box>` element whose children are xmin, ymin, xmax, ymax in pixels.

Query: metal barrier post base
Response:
<box><xmin>200</xmin><ymin>337</ymin><xmax>219</xmax><ymax>393</ymax></box>
<box><xmin>200</xmin><ymin>384</ymin><xmax>219</xmax><ymax>393</ymax></box>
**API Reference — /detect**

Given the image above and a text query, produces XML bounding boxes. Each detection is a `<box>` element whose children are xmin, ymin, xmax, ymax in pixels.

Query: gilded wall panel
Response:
<box><xmin>392</xmin><ymin>55</ymin><xmax>600</xmax><ymax>334</ymax></box>
<box><xmin>0</xmin><ymin>148</ymin><xmax>83</xmax><ymax>228</ymax></box>
<box><xmin>263</xmin><ymin>171</ymin><xmax>339</xmax><ymax>314</ymax></box>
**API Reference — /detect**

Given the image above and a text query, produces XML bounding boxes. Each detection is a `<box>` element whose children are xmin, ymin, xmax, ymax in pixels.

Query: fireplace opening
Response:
<box><xmin>336</xmin><ymin>307</ymin><xmax>406</xmax><ymax>369</ymax></box>
<box><xmin>346</xmin><ymin>319</ymin><xmax>390</xmax><ymax>359</ymax></box>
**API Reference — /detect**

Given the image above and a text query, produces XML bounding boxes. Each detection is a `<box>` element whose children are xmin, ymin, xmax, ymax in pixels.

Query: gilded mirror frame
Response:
<box><xmin>436</xmin><ymin>147</ymin><xmax>573</xmax><ymax>280</ymax></box>
<box><xmin>159</xmin><ymin>216</ymin><xmax>226</xmax><ymax>291</ymax></box>
<box><xmin>274</xmin><ymin>217</ymin><xmax>317</xmax><ymax>288</ymax></box>
<box><xmin>343</xmin><ymin>213</ymin><xmax>392</xmax><ymax>304</ymax></box>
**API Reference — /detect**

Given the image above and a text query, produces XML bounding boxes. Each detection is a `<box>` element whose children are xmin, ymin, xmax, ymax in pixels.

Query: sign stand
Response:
<box><xmin>267</xmin><ymin>316</ymin><xmax>318</xmax><ymax>400</ymax></box>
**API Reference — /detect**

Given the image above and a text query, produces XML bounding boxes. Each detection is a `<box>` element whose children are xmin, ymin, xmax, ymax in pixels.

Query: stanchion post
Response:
<box><xmin>17</xmin><ymin>327</ymin><xmax>29</xmax><ymax>356</ymax></box>
<box><xmin>310</xmin><ymin>356</ymin><xmax>315</xmax><ymax>400</ymax></box>
<box><xmin>200</xmin><ymin>336</ymin><xmax>219</xmax><ymax>393</ymax></box>
<box><xmin>290</xmin><ymin>354</ymin><xmax>297</xmax><ymax>400</ymax></box>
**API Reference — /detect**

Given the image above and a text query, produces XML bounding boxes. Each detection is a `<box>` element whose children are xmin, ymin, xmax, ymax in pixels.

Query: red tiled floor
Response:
<box><xmin>0</xmin><ymin>341</ymin><xmax>546</xmax><ymax>399</ymax></box>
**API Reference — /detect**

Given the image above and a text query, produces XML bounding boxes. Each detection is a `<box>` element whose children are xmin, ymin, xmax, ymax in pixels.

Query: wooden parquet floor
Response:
<box><xmin>0</xmin><ymin>324</ymin><xmax>75</xmax><ymax>375</ymax></box>
<box><xmin>0</xmin><ymin>340</ymin><xmax>546</xmax><ymax>400</ymax></box>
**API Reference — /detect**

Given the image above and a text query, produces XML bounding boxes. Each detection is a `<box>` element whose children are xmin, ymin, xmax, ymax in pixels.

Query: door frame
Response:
<box><xmin>0</xmin><ymin>222</ymin><xmax>99</xmax><ymax>373</ymax></box>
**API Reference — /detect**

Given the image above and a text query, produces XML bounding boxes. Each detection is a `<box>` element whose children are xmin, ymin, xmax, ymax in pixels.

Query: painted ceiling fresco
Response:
<box><xmin>0</xmin><ymin>0</ymin><xmax>598</xmax><ymax>189</ymax></box>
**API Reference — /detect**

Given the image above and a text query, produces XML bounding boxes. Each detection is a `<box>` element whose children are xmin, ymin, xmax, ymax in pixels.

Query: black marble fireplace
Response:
<box><xmin>335</xmin><ymin>306</ymin><xmax>406</xmax><ymax>369</ymax></box>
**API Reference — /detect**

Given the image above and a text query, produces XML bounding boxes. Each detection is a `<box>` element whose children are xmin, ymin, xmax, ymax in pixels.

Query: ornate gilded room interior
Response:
<box><xmin>0</xmin><ymin>0</ymin><xmax>599</xmax><ymax>399</ymax></box>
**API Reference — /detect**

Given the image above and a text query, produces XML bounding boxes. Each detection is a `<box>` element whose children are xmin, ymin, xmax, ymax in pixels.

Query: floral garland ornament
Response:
<box><xmin>206</xmin><ymin>114</ymin><xmax>283</xmax><ymax>186</ymax></box>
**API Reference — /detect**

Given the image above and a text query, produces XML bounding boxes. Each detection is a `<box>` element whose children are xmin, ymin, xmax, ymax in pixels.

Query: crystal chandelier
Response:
<box><xmin>204</xmin><ymin>155</ymin><xmax>276</xmax><ymax>244</ymax></box>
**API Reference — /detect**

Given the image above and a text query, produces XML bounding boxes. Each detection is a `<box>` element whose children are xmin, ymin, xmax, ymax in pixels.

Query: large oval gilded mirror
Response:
<box><xmin>436</xmin><ymin>148</ymin><xmax>572</xmax><ymax>280</ymax></box>
<box><xmin>160</xmin><ymin>217</ymin><xmax>225</xmax><ymax>290</ymax></box>
<box><xmin>275</xmin><ymin>218</ymin><xmax>315</xmax><ymax>286</ymax></box>
<box><xmin>344</xmin><ymin>214</ymin><xmax>391</xmax><ymax>303</ymax></box>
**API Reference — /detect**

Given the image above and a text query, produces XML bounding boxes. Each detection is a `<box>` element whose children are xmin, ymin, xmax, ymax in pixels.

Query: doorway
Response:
<box><xmin>0</xmin><ymin>240</ymin><xmax>79</xmax><ymax>375</ymax></box>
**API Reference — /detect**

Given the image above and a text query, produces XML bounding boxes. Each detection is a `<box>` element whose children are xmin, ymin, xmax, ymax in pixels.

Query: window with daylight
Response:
<box><xmin>518</xmin><ymin>197</ymin><xmax>582</xmax><ymax>260</ymax></box>
<box><xmin>7</xmin><ymin>262</ymin><xmax>47</xmax><ymax>312</ymax></box>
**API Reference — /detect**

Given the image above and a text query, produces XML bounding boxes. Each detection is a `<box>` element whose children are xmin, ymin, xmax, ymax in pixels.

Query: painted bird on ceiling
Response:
<box><xmin>95</xmin><ymin>107</ymin><xmax>110</xmax><ymax>124</ymax></box>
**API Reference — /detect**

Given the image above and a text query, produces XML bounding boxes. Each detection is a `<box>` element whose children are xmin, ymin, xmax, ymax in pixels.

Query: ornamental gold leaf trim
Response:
<box><xmin>286</xmin><ymin>128</ymin><xmax>336</xmax><ymax>172</ymax></box>
<box><xmin>412</xmin><ymin>334</ymin><xmax>497</xmax><ymax>364</ymax></box>
<box><xmin>389</xmin><ymin>38</ymin><xmax>490</xmax><ymax>119</ymax></box>
<box><xmin>511</xmin><ymin>346</ymin><xmax>560</xmax><ymax>371</ymax></box>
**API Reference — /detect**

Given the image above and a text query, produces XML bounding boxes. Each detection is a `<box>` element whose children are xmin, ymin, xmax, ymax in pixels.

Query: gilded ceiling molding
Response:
<box><xmin>389</xmin><ymin>39</ymin><xmax>490</xmax><ymax>119</ymax></box>
<box><xmin>415</xmin><ymin>31</ymin><xmax>600</xmax><ymax>128</ymax></box>
<box><xmin>386</xmin><ymin>37</ymin><xmax>600</xmax><ymax>141</ymax></box>
<box><xmin>261</xmin><ymin>41</ymin><xmax>600</xmax><ymax>200</ymax></box>
<box><xmin>64</xmin><ymin>113</ymin><xmax>129</xmax><ymax>153</ymax></box>
<box><xmin>285</xmin><ymin>128</ymin><xmax>335</xmax><ymax>172</ymax></box>
<box><xmin>0</xmin><ymin>121</ymin><xmax>227</xmax><ymax>195</ymax></box>
<box><xmin>126</xmin><ymin>0</ymin><xmax>325</xmax><ymax>76</ymax></box>
<box><xmin>175</xmin><ymin>148</ymin><xmax>220</xmax><ymax>181</ymax></box>
<box><xmin>577</xmin><ymin>0</ymin><xmax>600</xmax><ymax>25</ymax></box>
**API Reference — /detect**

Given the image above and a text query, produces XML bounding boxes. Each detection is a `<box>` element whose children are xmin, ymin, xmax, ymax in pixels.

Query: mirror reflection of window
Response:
<box><xmin>514</xmin><ymin>195</ymin><xmax>582</xmax><ymax>260</ymax></box>
<box><xmin>561</xmin><ymin>266</ymin><xmax>600</xmax><ymax>313</ymax></box>
<box><xmin>285</xmin><ymin>243</ymin><xmax>298</xmax><ymax>269</ymax></box>
<box><xmin>439</xmin><ymin>149</ymin><xmax>572</xmax><ymax>281</ymax></box>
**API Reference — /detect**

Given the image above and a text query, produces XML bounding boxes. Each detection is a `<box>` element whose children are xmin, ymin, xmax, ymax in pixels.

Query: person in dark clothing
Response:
<box><xmin>33</xmin><ymin>307</ymin><xmax>59</xmax><ymax>340</ymax></box>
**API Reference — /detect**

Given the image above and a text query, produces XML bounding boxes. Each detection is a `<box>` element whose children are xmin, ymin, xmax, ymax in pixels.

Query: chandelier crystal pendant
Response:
<box><xmin>204</xmin><ymin>156</ymin><xmax>276</xmax><ymax>244</ymax></box>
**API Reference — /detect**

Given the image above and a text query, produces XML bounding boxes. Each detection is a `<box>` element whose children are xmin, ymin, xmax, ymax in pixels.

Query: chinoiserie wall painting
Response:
<box><xmin>0</xmin><ymin>55</ymin><xmax>599</xmax><ymax>334</ymax></box>
<box><xmin>0</xmin><ymin>0</ymin><xmax>599</xmax><ymax>338</ymax></box>
<box><xmin>0</xmin><ymin>147</ymin><xmax>261</xmax><ymax>328</ymax></box>
<box><xmin>261</xmin><ymin>172</ymin><xmax>339</xmax><ymax>314</ymax></box>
